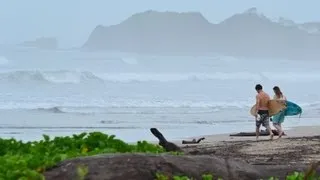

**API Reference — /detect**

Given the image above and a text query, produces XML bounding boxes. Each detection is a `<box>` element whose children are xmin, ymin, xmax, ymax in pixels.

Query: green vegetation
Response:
<box><xmin>155</xmin><ymin>171</ymin><xmax>320</xmax><ymax>180</ymax></box>
<box><xmin>0</xmin><ymin>132</ymin><xmax>165</xmax><ymax>180</ymax></box>
<box><xmin>76</xmin><ymin>164</ymin><xmax>89</xmax><ymax>180</ymax></box>
<box><xmin>155</xmin><ymin>161</ymin><xmax>320</xmax><ymax>180</ymax></box>
<box><xmin>155</xmin><ymin>173</ymin><xmax>221</xmax><ymax>180</ymax></box>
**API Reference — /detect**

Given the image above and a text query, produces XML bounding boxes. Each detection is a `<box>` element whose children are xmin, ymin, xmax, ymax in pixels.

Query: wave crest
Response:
<box><xmin>0</xmin><ymin>70</ymin><xmax>104</xmax><ymax>84</ymax></box>
<box><xmin>0</xmin><ymin>99</ymin><xmax>315</xmax><ymax>115</ymax></box>
<box><xmin>1</xmin><ymin>70</ymin><xmax>320</xmax><ymax>84</ymax></box>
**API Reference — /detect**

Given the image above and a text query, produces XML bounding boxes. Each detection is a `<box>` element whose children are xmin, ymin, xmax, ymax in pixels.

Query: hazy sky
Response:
<box><xmin>0</xmin><ymin>0</ymin><xmax>319</xmax><ymax>48</ymax></box>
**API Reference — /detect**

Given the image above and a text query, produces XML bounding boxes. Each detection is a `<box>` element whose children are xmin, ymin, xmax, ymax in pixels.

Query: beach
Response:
<box><xmin>179</xmin><ymin>125</ymin><xmax>320</xmax><ymax>143</ymax></box>
<box><xmin>172</xmin><ymin>125</ymin><xmax>320</xmax><ymax>168</ymax></box>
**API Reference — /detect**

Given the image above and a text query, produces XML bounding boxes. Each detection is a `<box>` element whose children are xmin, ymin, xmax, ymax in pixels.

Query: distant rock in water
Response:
<box><xmin>19</xmin><ymin>37</ymin><xmax>58</xmax><ymax>50</ymax></box>
<box><xmin>37</xmin><ymin>107</ymin><xmax>64</xmax><ymax>113</ymax></box>
<box><xmin>83</xmin><ymin>8</ymin><xmax>320</xmax><ymax>60</ymax></box>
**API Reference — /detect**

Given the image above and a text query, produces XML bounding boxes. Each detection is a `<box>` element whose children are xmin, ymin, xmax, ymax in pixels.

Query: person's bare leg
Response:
<box><xmin>267</xmin><ymin>126</ymin><xmax>274</xmax><ymax>140</ymax></box>
<box><xmin>273</xmin><ymin>123</ymin><xmax>280</xmax><ymax>136</ymax></box>
<box><xmin>273</xmin><ymin>123</ymin><xmax>283</xmax><ymax>139</ymax></box>
<box><xmin>273</xmin><ymin>123</ymin><xmax>278</xmax><ymax>131</ymax></box>
<box><xmin>278</xmin><ymin>124</ymin><xmax>283</xmax><ymax>139</ymax></box>
<box><xmin>256</xmin><ymin>126</ymin><xmax>260</xmax><ymax>141</ymax></box>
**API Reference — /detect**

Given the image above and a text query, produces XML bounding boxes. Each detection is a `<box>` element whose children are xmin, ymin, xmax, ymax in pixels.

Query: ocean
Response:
<box><xmin>0</xmin><ymin>46</ymin><xmax>319</xmax><ymax>142</ymax></box>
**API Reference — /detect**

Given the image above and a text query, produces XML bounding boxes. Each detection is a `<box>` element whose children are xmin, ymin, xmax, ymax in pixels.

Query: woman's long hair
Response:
<box><xmin>273</xmin><ymin>86</ymin><xmax>283</xmax><ymax>99</ymax></box>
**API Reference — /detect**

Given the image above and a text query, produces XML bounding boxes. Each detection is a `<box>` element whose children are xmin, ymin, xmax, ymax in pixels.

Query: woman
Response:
<box><xmin>272</xmin><ymin>86</ymin><xmax>287</xmax><ymax>138</ymax></box>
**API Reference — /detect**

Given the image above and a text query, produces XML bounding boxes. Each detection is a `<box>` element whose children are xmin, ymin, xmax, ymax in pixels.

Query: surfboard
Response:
<box><xmin>284</xmin><ymin>101</ymin><xmax>302</xmax><ymax>116</ymax></box>
<box><xmin>250</xmin><ymin>100</ymin><xmax>286</xmax><ymax>117</ymax></box>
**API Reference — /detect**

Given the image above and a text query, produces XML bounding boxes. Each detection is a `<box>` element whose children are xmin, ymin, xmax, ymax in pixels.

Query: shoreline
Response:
<box><xmin>172</xmin><ymin>125</ymin><xmax>320</xmax><ymax>146</ymax></box>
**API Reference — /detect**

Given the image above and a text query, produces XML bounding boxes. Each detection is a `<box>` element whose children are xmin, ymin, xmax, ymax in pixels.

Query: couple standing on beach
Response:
<box><xmin>254</xmin><ymin>84</ymin><xmax>286</xmax><ymax>140</ymax></box>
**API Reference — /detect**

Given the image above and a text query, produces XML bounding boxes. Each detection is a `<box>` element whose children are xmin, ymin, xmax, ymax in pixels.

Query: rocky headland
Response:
<box><xmin>82</xmin><ymin>8</ymin><xmax>320</xmax><ymax>60</ymax></box>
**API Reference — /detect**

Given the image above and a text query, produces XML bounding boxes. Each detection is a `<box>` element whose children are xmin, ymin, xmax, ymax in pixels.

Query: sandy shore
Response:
<box><xmin>181</xmin><ymin>125</ymin><xmax>320</xmax><ymax>144</ymax></box>
<box><xmin>208</xmin><ymin>126</ymin><xmax>320</xmax><ymax>142</ymax></box>
<box><xmin>171</xmin><ymin>125</ymin><xmax>320</xmax><ymax>167</ymax></box>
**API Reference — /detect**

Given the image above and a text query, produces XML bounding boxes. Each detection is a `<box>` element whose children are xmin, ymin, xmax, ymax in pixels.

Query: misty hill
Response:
<box><xmin>83</xmin><ymin>8</ymin><xmax>320</xmax><ymax>60</ymax></box>
<box><xmin>278</xmin><ymin>17</ymin><xmax>320</xmax><ymax>34</ymax></box>
<box><xmin>19</xmin><ymin>37</ymin><xmax>58</xmax><ymax>50</ymax></box>
<box><xmin>299</xmin><ymin>22</ymin><xmax>320</xmax><ymax>34</ymax></box>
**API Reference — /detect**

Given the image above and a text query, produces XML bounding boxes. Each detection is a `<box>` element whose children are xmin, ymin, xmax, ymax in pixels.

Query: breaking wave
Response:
<box><xmin>0</xmin><ymin>70</ymin><xmax>103</xmax><ymax>84</ymax></box>
<box><xmin>0</xmin><ymin>99</ymin><xmax>254</xmax><ymax>114</ymax></box>
<box><xmin>0</xmin><ymin>99</ymin><xmax>316</xmax><ymax>115</ymax></box>
<box><xmin>1</xmin><ymin>70</ymin><xmax>320</xmax><ymax>84</ymax></box>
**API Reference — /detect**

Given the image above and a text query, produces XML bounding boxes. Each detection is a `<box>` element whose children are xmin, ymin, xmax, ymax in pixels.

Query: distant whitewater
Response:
<box><xmin>1</xmin><ymin>69</ymin><xmax>320</xmax><ymax>84</ymax></box>
<box><xmin>1</xmin><ymin>69</ymin><xmax>320</xmax><ymax>114</ymax></box>
<box><xmin>0</xmin><ymin>47</ymin><xmax>320</xmax><ymax>142</ymax></box>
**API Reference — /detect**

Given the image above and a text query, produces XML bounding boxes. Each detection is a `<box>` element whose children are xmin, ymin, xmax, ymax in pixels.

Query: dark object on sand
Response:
<box><xmin>229</xmin><ymin>130</ymin><xmax>286</xmax><ymax>137</ymax></box>
<box><xmin>150</xmin><ymin>128</ymin><xmax>183</xmax><ymax>152</ymax></box>
<box><xmin>182</xmin><ymin>137</ymin><xmax>205</xmax><ymax>144</ymax></box>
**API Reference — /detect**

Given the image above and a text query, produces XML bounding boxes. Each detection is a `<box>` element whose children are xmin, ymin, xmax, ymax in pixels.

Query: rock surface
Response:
<box><xmin>44</xmin><ymin>153</ymin><xmax>269</xmax><ymax>180</ymax></box>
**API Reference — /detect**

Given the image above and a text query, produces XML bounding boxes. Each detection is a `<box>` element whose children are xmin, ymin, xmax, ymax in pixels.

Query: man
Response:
<box><xmin>255</xmin><ymin>84</ymin><xmax>274</xmax><ymax>140</ymax></box>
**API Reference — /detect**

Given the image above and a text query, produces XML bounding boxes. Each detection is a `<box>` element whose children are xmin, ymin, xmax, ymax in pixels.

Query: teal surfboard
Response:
<box><xmin>284</xmin><ymin>101</ymin><xmax>302</xmax><ymax>116</ymax></box>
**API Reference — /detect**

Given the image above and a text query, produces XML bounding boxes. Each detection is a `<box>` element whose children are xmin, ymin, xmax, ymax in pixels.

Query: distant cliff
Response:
<box><xmin>83</xmin><ymin>8</ymin><xmax>320</xmax><ymax>60</ymax></box>
<box><xmin>20</xmin><ymin>37</ymin><xmax>58</xmax><ymax>50</ymax></box>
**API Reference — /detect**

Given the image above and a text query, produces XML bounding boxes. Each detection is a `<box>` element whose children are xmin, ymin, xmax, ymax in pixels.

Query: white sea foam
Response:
<box><xmin>1</xmin><ymin>70</ymin><xmax>320</xmax><ymax>84</ymax></box>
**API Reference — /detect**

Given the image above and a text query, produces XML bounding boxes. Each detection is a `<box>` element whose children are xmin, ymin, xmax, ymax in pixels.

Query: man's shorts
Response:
<box><xmin>256</xmin><ymin>110</ymin><xmax>270</xmax><ymax>129</ymax></box>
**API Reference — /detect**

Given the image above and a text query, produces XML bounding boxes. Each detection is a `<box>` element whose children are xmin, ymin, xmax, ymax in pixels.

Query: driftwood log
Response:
<box><xmin>182</xmin><ymin>137</ymin><xmax>205</xmax><ymax>144</ymax></box>
<box><xmin>230</xmin><ymin>129</ymin><xmax>286</xmax><ymax>137</ymax></box>
<box><xmin>150</xmin><ymin>128</ymin><xmax>183</xmax><ymax>152</ymax></box>
<box><xmin>150</xmin><ymin>128</ymin><xmax>205</xmax><ymax>146</ymax></box>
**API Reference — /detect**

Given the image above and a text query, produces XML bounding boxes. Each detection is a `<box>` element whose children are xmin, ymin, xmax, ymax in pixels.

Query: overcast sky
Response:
<box><xmin>0</xmin><ymin>0</ymin><xmax>319</xmax><ymax>48</ymax></box>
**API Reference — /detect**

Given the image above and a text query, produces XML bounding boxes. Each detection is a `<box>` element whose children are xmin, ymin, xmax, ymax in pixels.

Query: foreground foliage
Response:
<box><xmin>156</xmin><ymin>161</ymin><xmax>320</xmax><ymax>180</ymax></box>
<box><xmin>0</xmin><ymin>132</ymin><xmax>165</xmax><ymax>180</ymax></box>
<box><xmin>155</xmin><ymin>170</ymin><xmax>320</xmax><ymax>180</ymax></box>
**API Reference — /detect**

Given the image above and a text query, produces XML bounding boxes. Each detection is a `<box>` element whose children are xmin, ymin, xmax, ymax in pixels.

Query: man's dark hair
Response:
<box><xmin>255</xmin><ymin>84</ymin><xmax>263</xmax><ymax>91</ymax></box>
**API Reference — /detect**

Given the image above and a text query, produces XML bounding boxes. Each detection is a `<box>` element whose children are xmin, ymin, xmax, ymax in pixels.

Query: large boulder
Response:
<box><xmin>44</xmin><ymin>153</ymin><xmax>268</xmax><ymax>180</ymax></box>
